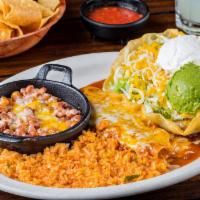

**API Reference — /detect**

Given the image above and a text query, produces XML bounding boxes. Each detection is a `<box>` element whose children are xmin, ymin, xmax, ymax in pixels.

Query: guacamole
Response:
<box><xmin>167</xmin><ymin>63</ymin><xmax>200</xmax><ymax>115</ymax></box>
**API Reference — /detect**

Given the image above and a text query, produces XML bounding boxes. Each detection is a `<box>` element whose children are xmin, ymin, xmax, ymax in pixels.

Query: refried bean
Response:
<box><xmin>0</xmin><ymin>85</ymin><xmax>81</xmax><ymax>136</ymax></box>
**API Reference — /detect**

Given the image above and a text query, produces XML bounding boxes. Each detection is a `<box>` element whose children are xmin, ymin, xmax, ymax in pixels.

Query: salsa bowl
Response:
<box><xmin>80</xmin><ymin>0</ymin><xmax>150</xmax><ymax>40</ymax></box>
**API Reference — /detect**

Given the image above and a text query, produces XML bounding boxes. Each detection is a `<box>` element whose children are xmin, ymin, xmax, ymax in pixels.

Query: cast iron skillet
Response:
<box><xmin>80</xmin><ymin>0</ymin><xmax>150</xmax><ymax>41</ymax></box>
<box><xmin>0</xmin><ymin>64</ymin><xmax>91</xmax><ymax>154</ymax></box>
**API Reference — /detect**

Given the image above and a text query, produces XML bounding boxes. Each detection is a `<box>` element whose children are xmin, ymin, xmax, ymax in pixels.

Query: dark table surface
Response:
<box><xmin>0</xmin><ymin>0</ymin><xmax>200</xmax><ymax>199</ymax></box>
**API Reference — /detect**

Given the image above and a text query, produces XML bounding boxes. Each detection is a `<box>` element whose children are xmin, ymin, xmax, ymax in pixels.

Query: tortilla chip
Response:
<box><xmin>0</xmin><ymin>22</ymin><xmax>14</xmax><ymax>40</ymax></box>
<box><xmin>39</xmin><ymin>4</ymin><xmax>54</xmax><ymax>18</ymax></box>
<box><xmin>40</xmin><ymin>7</ymin><xmax>59</xmax><ymax>28</ymax></box>
<box><xmin>37</xmin><ymin>4</ymin><xmax>59</xmax><ymax>28</ymax></box>
<box><xmin>0</xmin><ymin>0</ymin><xmax>60</xmax><ymax>40</ymax></box>
<box><xmin>0</xmin><ymin>13</ymin><xmax>23</xmax><ymax>37</ymax></box>
<box><xmin>38</xmin><ymin>0</ymin><xmax>60</xmax><ymax>11</ymax></box>
<box><xmin>1</xmin><ymin>0</ymin><xmax>42</xmax><ymax>30</ymax></box>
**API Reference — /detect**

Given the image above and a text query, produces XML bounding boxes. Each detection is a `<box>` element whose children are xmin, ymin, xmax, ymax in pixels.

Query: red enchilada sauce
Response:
<box><xmin>88</xmin><ymin>6</ymin><xmax>143</xmax><ymax>25</ymax></box>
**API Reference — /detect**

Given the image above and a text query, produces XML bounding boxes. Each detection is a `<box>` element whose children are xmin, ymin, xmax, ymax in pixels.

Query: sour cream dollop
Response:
<box><xmin>156</xmin><ymin>35</ymin><xmax>200</xmax><ymax>72</ymax></box>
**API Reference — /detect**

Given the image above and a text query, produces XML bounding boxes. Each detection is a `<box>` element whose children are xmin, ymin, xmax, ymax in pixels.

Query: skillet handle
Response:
<box><xmin>35</xmin><ymin>64</ymin><xmax>72</xmax><ymax>85</ymax></box>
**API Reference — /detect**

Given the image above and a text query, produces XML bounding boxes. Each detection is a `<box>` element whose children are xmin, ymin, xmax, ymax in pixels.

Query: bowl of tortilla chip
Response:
<box><xmin>0</xmin><ymin>0</ymin><xmax>66</xmax><ymax>58</ymax></box>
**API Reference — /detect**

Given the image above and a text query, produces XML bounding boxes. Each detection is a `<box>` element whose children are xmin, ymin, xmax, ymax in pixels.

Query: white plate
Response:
<box><xmin>0</xmin><ymin>52</ymin><xmax>200</xmax><ymax>200</ymax></box>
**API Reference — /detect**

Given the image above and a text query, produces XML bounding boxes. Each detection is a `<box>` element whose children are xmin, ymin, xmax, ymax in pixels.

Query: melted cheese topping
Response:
<box><xmin>104</xmin><ymin>30</ymin><xmax>187</xmax><ymax>120</ymax></box>
<box><xmin>83</xmin><ymin>86</ymin><xmax>191</xmax><ymax>154</ymax></box>
<box><xmin>13</xmin><ymin>100</ymin><xmax>68</xmax><ymax>132</ymax></box>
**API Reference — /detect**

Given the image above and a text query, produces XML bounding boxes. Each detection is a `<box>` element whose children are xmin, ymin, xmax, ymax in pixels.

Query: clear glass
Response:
<box><xmin>175</xmin><ymin>0</ymin><xmax>200</xmax><ymax>35</ymax></box>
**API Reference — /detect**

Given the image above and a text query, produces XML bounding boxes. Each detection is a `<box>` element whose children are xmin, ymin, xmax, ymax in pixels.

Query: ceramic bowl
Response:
<box><xmin>80</xmin><ymin>0</ymin><xmax>150</xmax><ymax>41</ymax></box>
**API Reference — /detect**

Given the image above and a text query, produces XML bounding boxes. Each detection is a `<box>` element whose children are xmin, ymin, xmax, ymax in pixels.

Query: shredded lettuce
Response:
<box><xmin>114</xmin><ymin>79</ymin><xmax>127</xmax><ymax>92</ymax></box>
<box><xmin>153</xmin><ymin>106</ymin><xmax>171</xmax><ymax>119</ymax></box>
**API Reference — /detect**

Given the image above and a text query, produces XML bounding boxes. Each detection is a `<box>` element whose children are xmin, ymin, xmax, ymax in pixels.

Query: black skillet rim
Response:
<box><xmin>80</xmin><ymin>0</ymin><xmax>150</xmax><ymax>28</ymax></box>
<box><xmin>0</xmin><ymin>78</ymin><xmax>91</xmax><ymax>142</ymax></box>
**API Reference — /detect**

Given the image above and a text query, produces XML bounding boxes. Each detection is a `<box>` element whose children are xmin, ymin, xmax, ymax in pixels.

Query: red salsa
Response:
<box><xmin>88</xmin><ymin>6</ymin><xmax>143</xmax><ymax>25</ymax></box>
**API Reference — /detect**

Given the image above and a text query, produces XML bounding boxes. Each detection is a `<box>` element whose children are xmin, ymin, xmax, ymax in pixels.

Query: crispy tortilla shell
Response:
<box><xmin>184</xmin><ymin>112</ymin><xmax>200</xmax><ymax>135</ymax></box>
<box><xmin>104</xmin><ymin>29</ymin><xmax>200</xmax><ymax>136</ymax></box>
<box><xmin>145</xmin><ymin>112</ymin><xmax>200</xmax><ymax>136</ymax></box>
<box><xmin>145</xmin><ymin>113</ymin><xmax>184</xmax><ymax>135</ymax></box>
